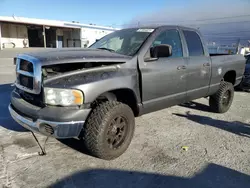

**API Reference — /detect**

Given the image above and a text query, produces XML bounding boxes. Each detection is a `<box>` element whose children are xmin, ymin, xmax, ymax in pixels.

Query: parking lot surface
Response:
<box><xmin>0</xmin><ymin>54</ymin><xmax>250</xmax><ymax>188</ymax></box>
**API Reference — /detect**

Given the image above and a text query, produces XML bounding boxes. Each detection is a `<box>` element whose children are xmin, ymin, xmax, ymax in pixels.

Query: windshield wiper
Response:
<box><xmin>97</xmin><ymin>47</ymin><xmax>115</xmax><ymax>52</ymax></box>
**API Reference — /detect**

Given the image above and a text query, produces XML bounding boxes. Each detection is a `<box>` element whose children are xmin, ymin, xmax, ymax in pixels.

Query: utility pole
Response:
<box><xmin>43</xmin><ymin>25</ymin><xmax>46</xmax><ymax>48</ymax></box>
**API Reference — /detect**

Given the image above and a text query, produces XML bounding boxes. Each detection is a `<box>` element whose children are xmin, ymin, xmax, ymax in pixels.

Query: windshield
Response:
<box><xmin>89</xmin><ymin>28</ymin><xmax>155</xmax><ymax>56</ymax></box>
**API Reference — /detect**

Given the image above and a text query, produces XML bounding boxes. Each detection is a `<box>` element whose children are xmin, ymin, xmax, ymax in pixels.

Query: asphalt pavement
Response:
<box><xmin>0</xmin><ymin>49</ymin><xmax>250</xmax><ymax>188</ymax></box>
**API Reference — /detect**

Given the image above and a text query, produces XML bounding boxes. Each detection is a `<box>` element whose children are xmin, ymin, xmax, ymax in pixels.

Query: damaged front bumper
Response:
<box><xmin>9</xmin><ymin>104</ymin><xmax>85</xmax><ymax>138</ymax></box>
<box><xmin>9</xmin><ymin>90</ymin><xmax>91</xmax><ymax>139</ymax></box>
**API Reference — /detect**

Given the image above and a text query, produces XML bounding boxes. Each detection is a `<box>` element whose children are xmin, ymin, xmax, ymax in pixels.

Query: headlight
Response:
<box><xmin>44</xmin><ymin>88</ymin><xmax>84</xmax><ymax>106</ymax></box>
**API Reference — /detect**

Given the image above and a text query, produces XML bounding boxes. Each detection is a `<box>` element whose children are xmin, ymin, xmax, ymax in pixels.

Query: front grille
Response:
<box><xmin>18</xmin><ymin>74</ymin><xmax>33</xmax><ymax>89</ymax></box>
<box><xmin>15</xmin><ymin>55</ymin><xmax>42</xmax><ymax>95</ymax></box>
<box><xmin>20</xmin><ymin>59</ymin><xmax>34</xmax><ymax>72</ymax></box>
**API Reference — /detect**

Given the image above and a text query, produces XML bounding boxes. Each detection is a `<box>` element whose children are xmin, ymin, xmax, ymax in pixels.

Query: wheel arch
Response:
<box><xmin>95</xmin><ymin>88</ymin><xmax>140</xmax><ymax>117</ymax></box>
<box><xmin>223</xmin><ymin>70</ymin><xmax>236</xmax><ymax>85</ymax></box>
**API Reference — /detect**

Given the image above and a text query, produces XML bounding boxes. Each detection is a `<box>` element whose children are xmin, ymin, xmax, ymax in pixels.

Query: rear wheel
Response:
<box><xmin>209</xmin><ymin>81</ymin><xmax>234</xmax><ymax>113</ymax></box>
<box><xmin>82</xmin><ymin>101</ymin><xmax>135</xmax><ymax>160</ymax></box>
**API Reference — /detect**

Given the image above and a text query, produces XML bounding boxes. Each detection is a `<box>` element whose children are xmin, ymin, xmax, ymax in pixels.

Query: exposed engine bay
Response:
<box><xmin>42</xmin><ymin>62</ymin><xmax>123</xmax><ymax>79</ymax></box>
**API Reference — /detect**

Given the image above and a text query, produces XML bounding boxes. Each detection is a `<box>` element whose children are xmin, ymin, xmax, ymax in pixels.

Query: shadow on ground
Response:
<box><xmin>173</xmin><ymin>111</ymin><xmax>250</xmax><ymax>137</ymax></box>
<box><xmin>0</xmin><ymin>83</ymin><xmax>27</xmax><ymax>132</ymax></box>
<box><xmin>50</xmin><ymin>163</ymin><xmax>250</xmax><ymax>188</ymax></box>
<box><xmin>58</xmin><ymin>138</ymin><xmax>93</xmax><ymax>157</ymax></box>
<box><xmin>180</xmin><ymin>101</ymin><xmax>213</xmax><ymax>113</ymax></box>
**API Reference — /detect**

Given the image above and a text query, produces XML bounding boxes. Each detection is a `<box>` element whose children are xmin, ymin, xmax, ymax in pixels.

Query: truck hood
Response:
<box><xmin>19</xmin><ymin>48</ymin><xmax>132</xmax><ymax>66</ymax></box>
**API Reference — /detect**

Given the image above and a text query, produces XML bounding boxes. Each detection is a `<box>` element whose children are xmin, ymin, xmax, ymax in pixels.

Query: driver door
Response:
<box><xmin>138</xmin><ymin>28</ymin><xmax>188</xmax><ymax>114</ymax></box>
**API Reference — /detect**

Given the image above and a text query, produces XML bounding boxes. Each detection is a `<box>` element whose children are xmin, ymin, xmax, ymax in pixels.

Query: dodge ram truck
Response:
<box><xmin>9</xmin><ymin>25</ymin><xmax>245</xmax><ymax>160</ymax></box>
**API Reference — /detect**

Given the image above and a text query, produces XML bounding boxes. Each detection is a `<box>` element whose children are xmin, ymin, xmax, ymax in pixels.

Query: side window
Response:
<box><xmin>152</xmin><ymin>29</ymin><xmax>183</xmax><ymax>58</ymax></box>
<box><xmin>183</xmin><ymin>30</ymin><xmax>204</xmax><ymax>56</ymax></box>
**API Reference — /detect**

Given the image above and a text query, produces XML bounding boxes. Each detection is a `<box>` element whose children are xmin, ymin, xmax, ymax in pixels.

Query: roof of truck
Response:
<box><xmin>124</xmin><ymin>25</ymin><xmax>198</xmax><ymax>31</ymax></box>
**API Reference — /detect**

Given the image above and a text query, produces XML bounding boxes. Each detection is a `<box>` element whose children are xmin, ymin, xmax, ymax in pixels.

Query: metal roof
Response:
<box><xmin>64</xmin><ymin>22</ymin><xmax>119</xmax><ymax>31</ymax></box>
<box><xmin>0</xmin><ymin>16</ymin><xmax>81</xmax><ymax>29</ymax></box>
<box><xmin>0</xmin><ymin>16</ymin><xmax>117</xmax><ymax>30</ymax></box>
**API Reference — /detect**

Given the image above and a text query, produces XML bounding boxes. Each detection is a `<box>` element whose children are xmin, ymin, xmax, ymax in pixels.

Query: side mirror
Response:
<box><xmin>151</xmin><ymin>44</ymin><xmax>172</xmax><ymax>58</ymax></box>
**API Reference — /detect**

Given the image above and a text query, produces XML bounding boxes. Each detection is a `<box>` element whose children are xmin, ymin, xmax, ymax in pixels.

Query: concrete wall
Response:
<box><xmin>1</xmin><ymin>23</ymin><xmax>28</xmax><ymax>48</ymax></box>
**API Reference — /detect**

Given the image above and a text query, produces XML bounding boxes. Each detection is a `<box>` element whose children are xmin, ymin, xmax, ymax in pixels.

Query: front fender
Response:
<box><xmin>77</xmin><ymin>73</ymin><xmax>139</xmax><ymax>104</ymax></box>
<box><xmin>43</xmin><ymin>67</ymin><xmax>140</xmax><ymax>104</ymax></box>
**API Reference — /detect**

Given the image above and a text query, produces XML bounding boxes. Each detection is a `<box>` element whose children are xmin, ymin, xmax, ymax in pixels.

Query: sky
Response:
<box><xmin>127</xmin><ymin>0</ymin><xmax>250</xmax><ymax>45</ymax></box>
<box><xmin>0</xmin><ymin>0</ymin><xmax>250</xmax><ymax>45</ymax></box>
<box><xmin>0</xmin><ymin>0</ymin><xmax>170</xmax><ymax>27</ymax></box>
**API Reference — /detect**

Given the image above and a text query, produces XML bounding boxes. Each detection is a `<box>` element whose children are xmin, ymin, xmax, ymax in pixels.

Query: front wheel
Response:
<box><xmin>82</xmin><ymin>101</ymin><xmax>135</xmax><ymax>160</ymax></box>
<box><xmin>209</xmin><ymin>81</ymin><xmax>234</xmax><ymax>113</ymax></box>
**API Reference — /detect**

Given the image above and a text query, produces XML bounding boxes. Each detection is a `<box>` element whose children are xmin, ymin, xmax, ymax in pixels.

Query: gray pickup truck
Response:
<box><xmin>9</xmin><ymin>25</ymin><xmax>245</xmax><ymax>160</ymax></box>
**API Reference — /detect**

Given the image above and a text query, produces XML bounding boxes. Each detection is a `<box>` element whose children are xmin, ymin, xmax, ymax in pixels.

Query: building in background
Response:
<box><xmin>64</xmin><ymin>22</ymin><xmax>119</xmax><ymax>48</ymax></box>
<box><xmin>0</xmin><ymin>16</ymin><xmax>118</xmax><ymax>50</ymax></box>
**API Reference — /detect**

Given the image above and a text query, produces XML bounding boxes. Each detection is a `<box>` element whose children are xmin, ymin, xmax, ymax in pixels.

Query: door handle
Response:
<box><xmin>203</xmin><ymin>63</ymin><xmax>210</xmax><ymax>67</ymax></box>
<box><xmin>177</xmin><ymin>65</ymin><xmax>186</xmax><ymax>70</ymax></box>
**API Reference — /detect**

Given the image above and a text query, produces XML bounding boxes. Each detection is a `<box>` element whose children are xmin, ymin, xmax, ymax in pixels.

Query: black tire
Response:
<box><xmin>83</xmin><ymin>101</ymin><xmax>135</xmax><ymax>160</ymax></box>
<box><xmin>209</xmin><ymin>81</ymin><xmax>234</xmax><ymax>113</ymax></box>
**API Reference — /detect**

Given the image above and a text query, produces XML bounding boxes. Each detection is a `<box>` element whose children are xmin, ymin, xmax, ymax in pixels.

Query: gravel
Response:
<box><xmin>0</xmin><ymin>53</ymin><xmax>250</xmax><ymax>188</ymax></box>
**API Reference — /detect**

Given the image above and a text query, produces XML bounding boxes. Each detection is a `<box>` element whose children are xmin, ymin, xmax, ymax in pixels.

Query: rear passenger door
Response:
<box><xmin>182</xmin><ymin>30</ymin><xmax>211</xmax><ymax>101</ymax></box>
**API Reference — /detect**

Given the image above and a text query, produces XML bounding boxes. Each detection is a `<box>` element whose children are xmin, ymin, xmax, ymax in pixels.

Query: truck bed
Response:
<box><xmin>209</xmin><ymin>54</ymin><xmax>245</xmax><ymax>90</ymax></box>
